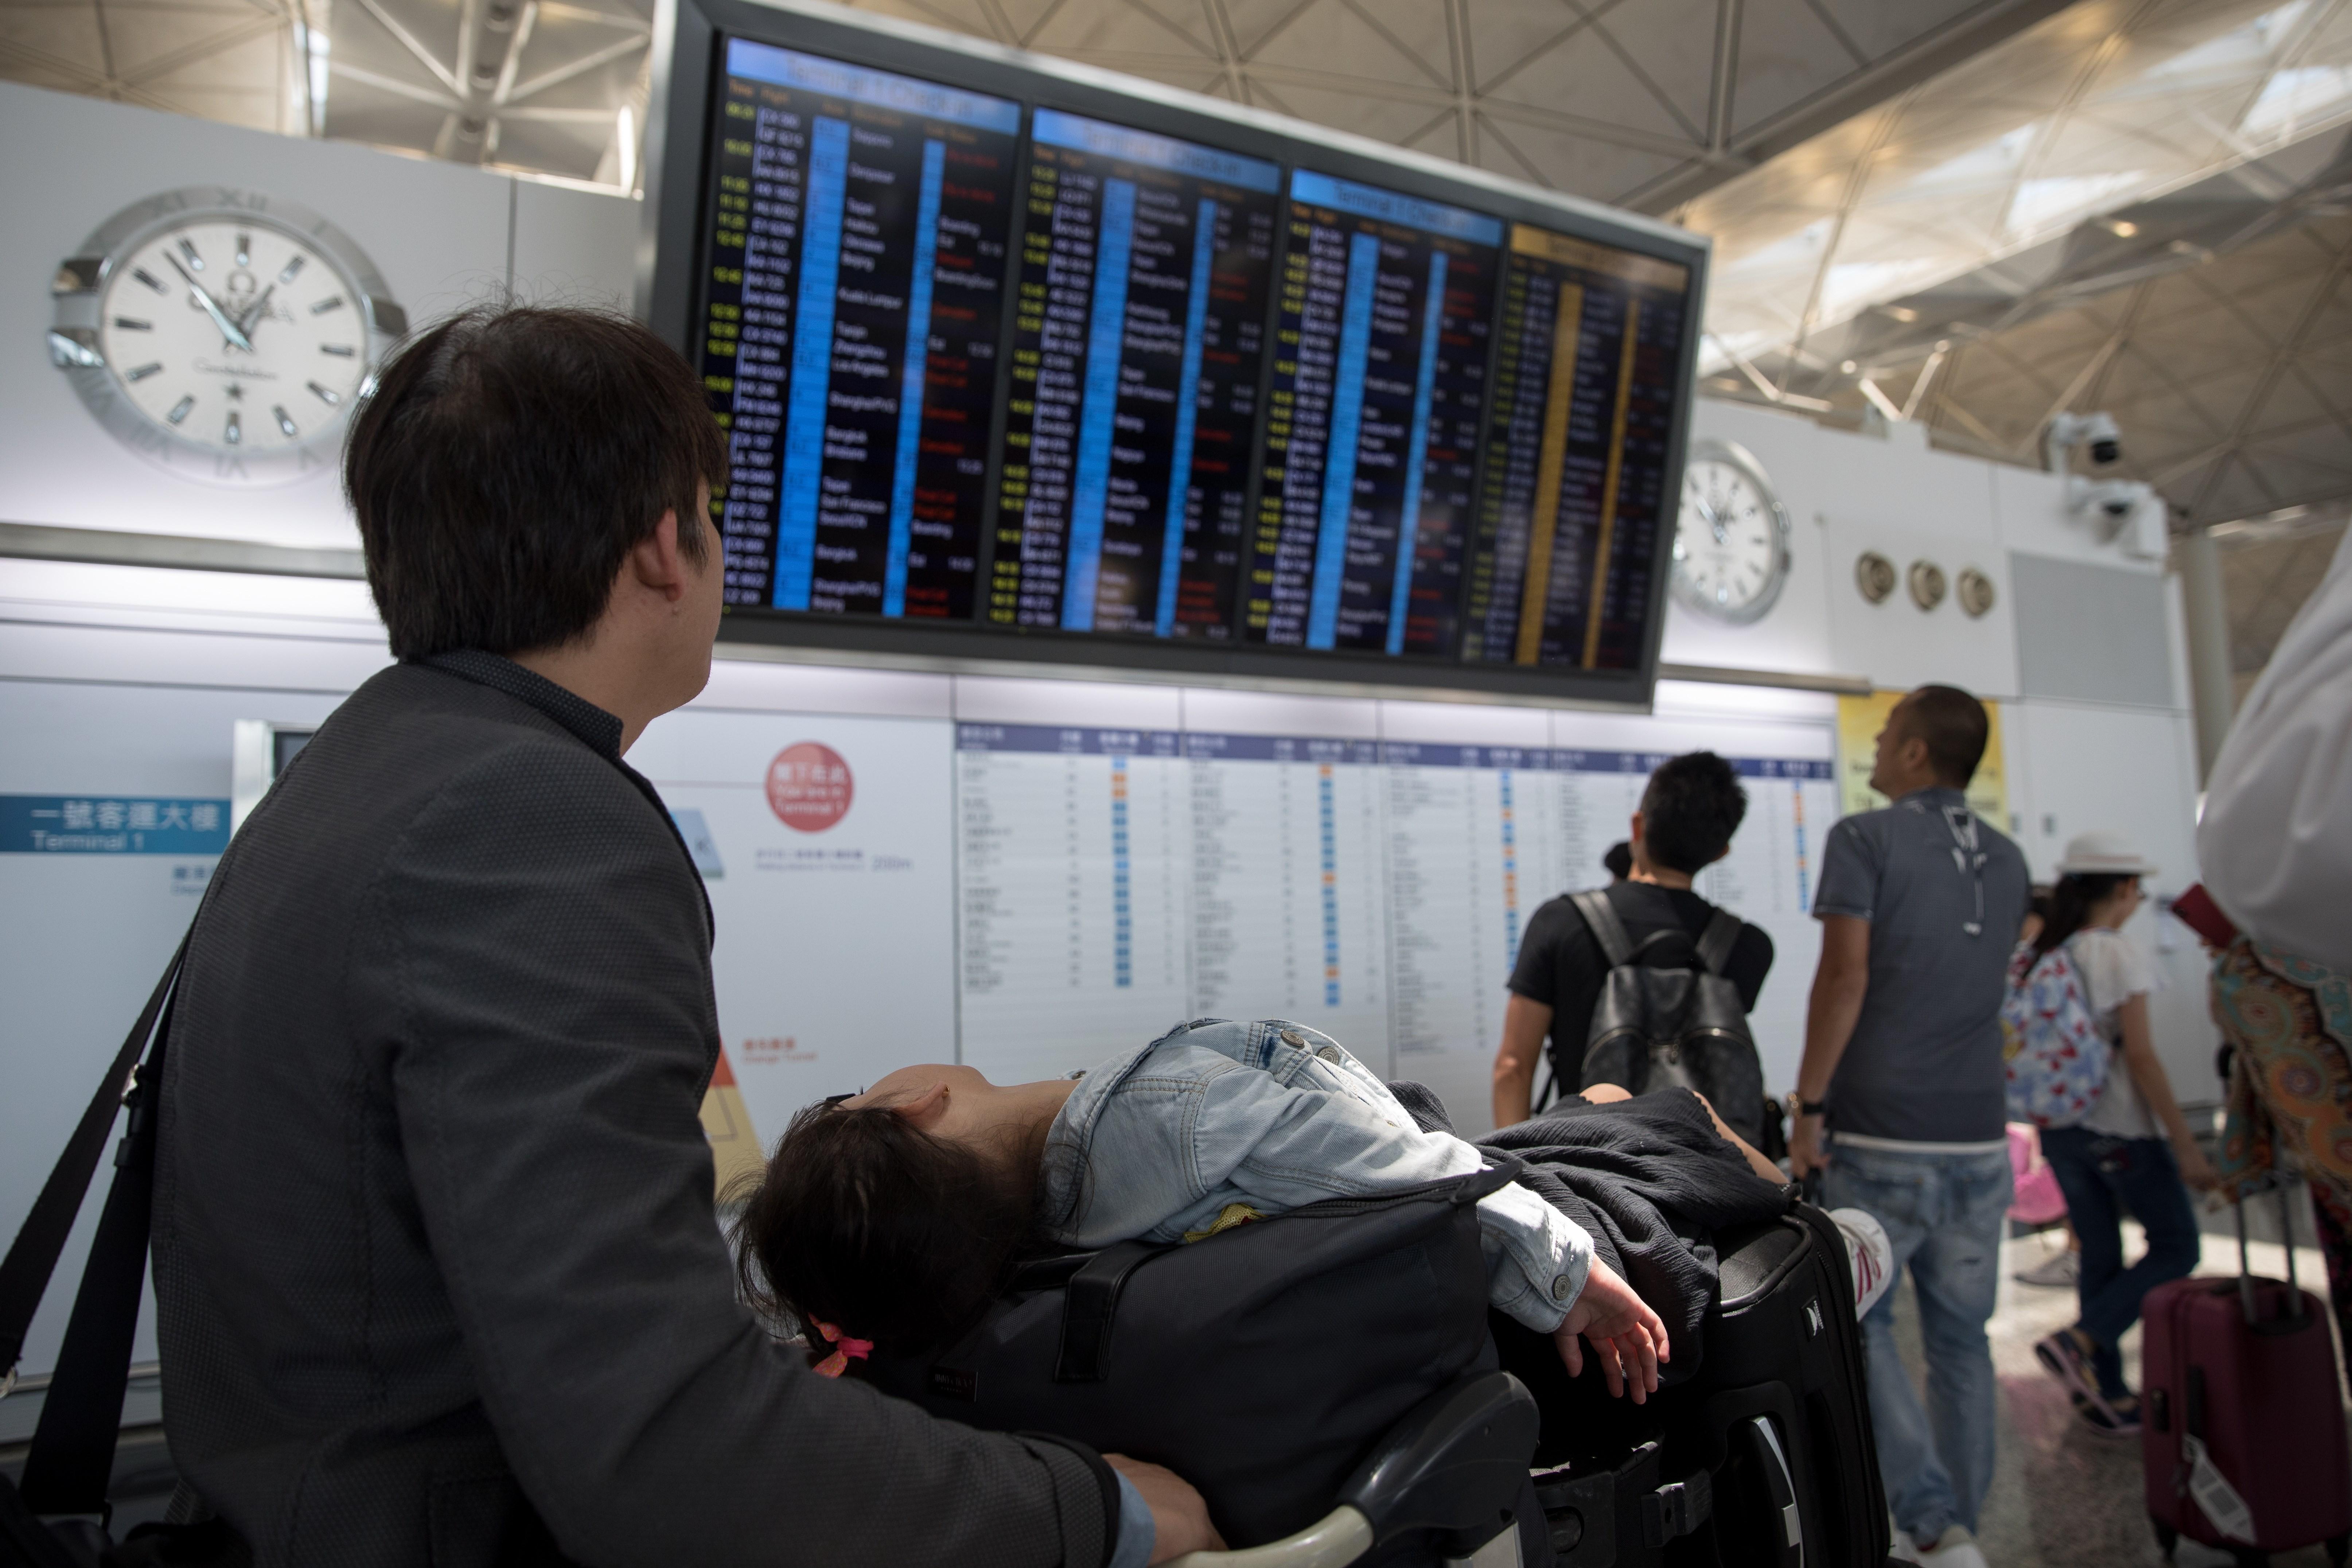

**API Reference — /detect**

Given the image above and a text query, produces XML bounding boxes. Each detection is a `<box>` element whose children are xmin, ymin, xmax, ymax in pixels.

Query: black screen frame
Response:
<box><xmin>641</xmin><ymin>0</ymin><xmax>1709</xmax><ymax>706</ymax></box>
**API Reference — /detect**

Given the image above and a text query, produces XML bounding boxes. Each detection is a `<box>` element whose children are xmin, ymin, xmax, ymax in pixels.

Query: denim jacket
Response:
<box><xmin>1038</xmin><ymin>1018</ymin><xmax>1593</xmax><ymax>1332</ymax></box>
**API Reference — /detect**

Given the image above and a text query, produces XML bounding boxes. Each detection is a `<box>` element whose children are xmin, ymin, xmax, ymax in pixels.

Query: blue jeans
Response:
<box><xmin>1822</xmin><ymin>1141</ymin><xmax>2011</xmax><ymax>1545</ymax></box>
<box><xmin>2038</xmin><ymin>1128</ymin><xmax>2200</xmax><ymax>1399</ymax></box>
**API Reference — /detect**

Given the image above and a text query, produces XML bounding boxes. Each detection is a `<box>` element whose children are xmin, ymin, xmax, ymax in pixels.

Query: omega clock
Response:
<box><xmin>1671</xmin><ymin>439</ymin><xmax>1792</xmax><ymax>625</ymax></box>
<box><xmin>48</xmin><ymin>188</ymin><xmax>406</xmax><ymax>485</ymax></box>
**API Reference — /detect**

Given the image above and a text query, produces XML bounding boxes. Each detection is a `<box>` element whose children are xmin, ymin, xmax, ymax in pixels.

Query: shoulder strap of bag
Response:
<box><xmin>14</xmin><ymin>943</ymin><xmax>184</xmax><ymax>1520</ymax></box>
<box><xmin>0</xmin><ymin>932</ymin><xmax>186</xmax><ymax>1394</ymax></box>
<box><xmin>1570</xmin><ymin>889</ymin><xmax>1636</xmax><ymax>969</ymax></box>
<box><xmin>1694</xmin><ymin>910</ymin><xmax>1742</xmax><ymax>977</ymax></box>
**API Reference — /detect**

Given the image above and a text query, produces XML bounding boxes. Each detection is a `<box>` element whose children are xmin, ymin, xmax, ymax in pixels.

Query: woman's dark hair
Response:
<box><xmin>345</xmin><ymin>306</ymin><xmax>725</xmax><ymax>660</ymax></box>
<box><xmin>729</xmin><ymin>1098</ymin><xmax>1041</xmax><ymax>1357</ymax></box>
<box><xmin>2032</xmin><ymin>873</ymin><xmax>2135</xmax><ymax>958</ymax></box>
<box><xmin>1603</xmin><ymin>841</ymin><xmax>1634</xmax><ymax>881</ymax></box>
<box><xmin>1638</xmin><ymin>751</ymin><xmax>1748</xmax><ymax>874</ymax></box>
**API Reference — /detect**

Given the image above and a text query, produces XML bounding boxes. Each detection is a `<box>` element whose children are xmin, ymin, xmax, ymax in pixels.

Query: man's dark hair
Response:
<box><xmin>346</xmin><ymin>306</ymin><xmax>725</xmax><ymax>660</ymax></box>
<box><xmin>730</xmin><ymin>1099</ymin><xmax>1041</xmax><ymax>1358</ymax></box>
<box><xmin>1639</xmin><ymin>751</ymin><xmax>1748</xmax><ymax>875</ymax></box>
<box><xmin>1900</xmin><ymin>684</ymin><xmax>1990</xmax><ymax>787</ymax></box>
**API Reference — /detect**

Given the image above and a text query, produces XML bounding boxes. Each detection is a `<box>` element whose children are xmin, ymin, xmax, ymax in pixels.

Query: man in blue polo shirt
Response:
<box><xmin>1789</xmin><ymin>686</ymin><xmax>2030</xmax><ymax>1568</ymax></box>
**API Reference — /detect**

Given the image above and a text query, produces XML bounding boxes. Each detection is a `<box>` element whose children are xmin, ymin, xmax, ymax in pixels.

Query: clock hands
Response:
<box><xmin>233</xmin><ymin>283</ymin><xmax>278</xmax><ymax>342</ymax></box>
<box><xmin>166</xmin><ymin>251</ymin><xmax>253</xmax><ymax>354</ymax></box>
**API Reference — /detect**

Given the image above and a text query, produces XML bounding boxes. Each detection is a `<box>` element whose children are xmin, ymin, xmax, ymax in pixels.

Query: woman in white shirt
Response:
<box><xmin>2030</xmin><ymin>833</ymin><xmax>2217</xmax><ymax>1438</ymax></box>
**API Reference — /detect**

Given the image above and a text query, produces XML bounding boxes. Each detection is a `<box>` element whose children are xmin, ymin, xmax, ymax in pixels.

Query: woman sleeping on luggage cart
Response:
<box><xmin>731</xmin><ymin>1018</ymin><xmax>1895</xmax><ymax>1564</ymax></box>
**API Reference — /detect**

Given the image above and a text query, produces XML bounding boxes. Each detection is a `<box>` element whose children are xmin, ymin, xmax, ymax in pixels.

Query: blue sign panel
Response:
<box><xmin>3</xmin><ymin>796</ymin><xmax>233</xmax><ymax>855</ymax></box>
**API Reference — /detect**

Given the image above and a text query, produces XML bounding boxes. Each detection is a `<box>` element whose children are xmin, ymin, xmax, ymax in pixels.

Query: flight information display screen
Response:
<box><xmin>991</xmin><ymin>111</ymin><xmax>1281</xmax><ymax>639</ymax></box>
<box><xmin>696</xmin><ymin>41</ymin><xmax>1021</xmax><ymax>618</ymax></box>
<box><xmin>1463</xmin><ymin>225</ymin><xmax>1693</xmax><ymax>669</ymax></box>
<box><xmin>665</xmin><ymin>14</ymin><xmax>1703</xmax><ymax>699</ymax></box>
<box><xmin>1250</xmin><ymin>173</ymin><xmax>1500</xmax><ymax>655</ymax></box>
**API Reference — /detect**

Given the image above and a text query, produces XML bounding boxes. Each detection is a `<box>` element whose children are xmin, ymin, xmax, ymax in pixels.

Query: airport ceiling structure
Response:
<box><xmin>4</xmin><ymin>0</ymin><xmax>2349</xmax><ymax>588</ymax></box>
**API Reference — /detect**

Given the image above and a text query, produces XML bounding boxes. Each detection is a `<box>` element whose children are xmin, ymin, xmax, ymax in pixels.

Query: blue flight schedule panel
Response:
<box><xmin>1463</xmin><ymin>226</ymin><xmax>1693</xmax><ymax>669</ymax></box>
<box><xmin>696</xmin><ymin>42</ymin><xmax>1022</xmax><ymax>619</ymax></box>
<box><xmin>1249</xmin><ymin>174</ymin><xmax>1502</xmax><ymax>655</ymax></box>
<box><xmin>990</xmin><ymin>112</ymin><xmax>1282</xmax><ymax>639</ymax></box>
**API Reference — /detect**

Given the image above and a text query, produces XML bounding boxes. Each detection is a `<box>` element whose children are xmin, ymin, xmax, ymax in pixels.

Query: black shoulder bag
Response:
<box><xmin>0</xmin><ymin>937</ymin><xmax>248</xmax><ymax>1567</ymax></box>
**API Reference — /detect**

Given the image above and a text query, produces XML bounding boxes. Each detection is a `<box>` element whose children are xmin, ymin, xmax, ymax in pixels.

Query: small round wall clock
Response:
<box><xmin>47</xmin><ymin>187</ymin><xmax>407</xmax><ymax>486</ymax></box>
<box><xmin>1672</xmin><ymin>439</ymin><xmax>1793</xmax><ymax>625</ymax></box>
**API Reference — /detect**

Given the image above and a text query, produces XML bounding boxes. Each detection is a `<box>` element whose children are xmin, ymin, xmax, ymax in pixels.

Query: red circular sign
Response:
<box><xmin>766</xmin><ymin>743</ymin><xmax>853</xmax><ymax>833</ymax></box>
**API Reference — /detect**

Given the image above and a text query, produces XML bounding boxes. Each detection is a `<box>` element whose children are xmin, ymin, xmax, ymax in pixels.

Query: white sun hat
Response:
<box><xmin>2056</xmin><ymin>830</ymin><xmax>2158</xmax><ymax>877</ymax></box>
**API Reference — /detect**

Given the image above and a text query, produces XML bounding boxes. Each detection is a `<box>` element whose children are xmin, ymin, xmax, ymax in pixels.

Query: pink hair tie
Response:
<box><xmin>810</xmin><ymin>1321</ymin><xmax>873</xmax><ymax>1378</ymax></box>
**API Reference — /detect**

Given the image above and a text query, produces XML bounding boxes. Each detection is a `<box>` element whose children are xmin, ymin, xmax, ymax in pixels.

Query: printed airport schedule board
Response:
<box><xmin>652</xmin><ymin>0</ymin><xmax>1707</xmax><ymax>703</ymax></box>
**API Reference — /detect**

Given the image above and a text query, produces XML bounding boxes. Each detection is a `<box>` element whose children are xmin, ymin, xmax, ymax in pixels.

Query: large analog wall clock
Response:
<box><xmin>47</xmin><ymin>188</ymin><xmax>407</xmax><ymax>486</ymax></box>
<box><xmin>1671</xmin><ymin>438</ymin><xmax>1793</xmax><ymax>625</ymax></box>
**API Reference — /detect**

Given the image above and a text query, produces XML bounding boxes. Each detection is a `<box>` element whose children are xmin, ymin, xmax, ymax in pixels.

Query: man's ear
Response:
<box><xmin>628</xmin><ymin>509</ymin><xmax>688</xmax><ymax>603</ymax></box>
<box><xmin>887</xmin><ymin>1081</ymin><xmax>951</xmax><ymax>1131</ymax></box>
<box><xmin>1628</xmin><ymin>810</ymin><xmax>1646</xmax><ymax>849</ymax></box>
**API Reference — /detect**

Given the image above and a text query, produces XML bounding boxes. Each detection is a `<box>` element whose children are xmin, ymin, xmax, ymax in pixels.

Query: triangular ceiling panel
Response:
<box><xmin>1027</xmin><ymin>0</ymin><xmax>1218</xmax><ymax>62</ymax></box>
<box><xmin>1729</xmin><ymin>0</ymin><xmax>1865</xmax><ymax>138</ymax></box>
<box><xmin>1481</xmin><ymin>20</ymin><xmax>1699</xmax><ymax>144</ymax></box>
<box><xmin>1597</xmin><ymin>0</ymin><xmax>1718</xmax><ymax>142</ymax></box>
<box><xmin>1248</xmin><ymin>0</ymin><xmax>1439</xmax><ymax>91</ymax></box>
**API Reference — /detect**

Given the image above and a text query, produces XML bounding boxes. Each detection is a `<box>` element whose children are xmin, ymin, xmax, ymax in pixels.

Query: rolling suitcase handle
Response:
<box><xmin>2230</xmin><ymin>1177</ymin><xmax>2308</xmax><ymax>1330</ymax></box>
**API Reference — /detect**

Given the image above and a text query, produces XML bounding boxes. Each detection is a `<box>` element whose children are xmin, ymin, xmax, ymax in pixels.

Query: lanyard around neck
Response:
<box><xmin>1942</xmin><ymin>803</ymin><xmax>1987</xmax><ymax>937</ymax></box>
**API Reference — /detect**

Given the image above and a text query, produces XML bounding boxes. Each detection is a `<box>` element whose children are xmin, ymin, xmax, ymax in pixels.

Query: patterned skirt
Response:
<box><xmin>2213</xmin><ymin>935</ymin><xmax>2352</xmax><ymax>1332</ymax></box>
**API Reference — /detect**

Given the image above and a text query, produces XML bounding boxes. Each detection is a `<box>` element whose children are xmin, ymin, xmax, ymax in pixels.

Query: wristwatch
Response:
<box><xmin>1785</xmin><ymin>1092</ymin><xmax>1827</xmax><ymax>1121</ymax></box>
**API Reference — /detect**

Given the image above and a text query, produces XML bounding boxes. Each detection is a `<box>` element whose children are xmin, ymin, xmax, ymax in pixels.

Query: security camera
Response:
<box><xmin>2066</xmin><ymin>476</ymin><xmax>2153</xmax><ymax>537</ymax></box>
<box><xmin>2046</xmin><ymin>411</ymin><xmax>2123</xmax><ymax>470</ymax></box>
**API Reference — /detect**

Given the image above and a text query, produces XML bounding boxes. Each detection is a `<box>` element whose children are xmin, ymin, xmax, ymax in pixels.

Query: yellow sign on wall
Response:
<box><xmin>1834</xmin><ymin>689</ymin><xmax>2011</xmax><ymax>830</ymax></box>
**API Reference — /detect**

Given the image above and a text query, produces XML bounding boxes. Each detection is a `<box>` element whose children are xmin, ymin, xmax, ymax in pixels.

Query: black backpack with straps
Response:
<box><xmin>1554</xmin><ymin>888</ymin><xmax>1768</xmax><ymax>1148</ymax></box>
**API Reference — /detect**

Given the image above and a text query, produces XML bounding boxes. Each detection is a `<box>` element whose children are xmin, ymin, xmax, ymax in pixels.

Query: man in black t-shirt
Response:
<box><xmin>1490</xmin><ymin>752</ymin><xmax>1774</xmax><ymax>1129</ymax></box>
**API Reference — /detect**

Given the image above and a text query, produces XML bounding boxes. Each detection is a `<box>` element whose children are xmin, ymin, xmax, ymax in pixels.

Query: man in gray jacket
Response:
<box><xmin>152</xmin><ymin>307</ymin><xmax>1215</xmax><ymax>1567</ymax></box>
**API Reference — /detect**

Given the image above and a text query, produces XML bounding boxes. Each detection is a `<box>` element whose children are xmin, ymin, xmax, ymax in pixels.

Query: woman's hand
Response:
<box><xmin>1106</xmin><ymin>1455</ymin><xmax>1225</xmax><ymax>1564</ymax></box>
<box><xmin>2174</xmin><ymin>1139</ymin><xmax>2220</xmax><ymax>1192</ymax></box>
<box><xmin>1552</xmin><ymin>1257</ymin><xmax>1669</xmax><ymax>1403</ymax></box>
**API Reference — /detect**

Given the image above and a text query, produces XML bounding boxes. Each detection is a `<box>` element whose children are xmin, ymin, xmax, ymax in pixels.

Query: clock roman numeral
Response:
<box><xmin>307</xmin><ymin>381</ymin><xmax>341</xmax><ymax>406</ymax></box>
<box><xmin>311</xmin><ymin>295</ymin><xmax>345</xmax><ymax>316</ymax></box>
<box><xmin>167</xmin><ymin>395</ymin><xmax>195</xmax><ymax>425</ymax></box>
<box><xmin>126</xmin><ymin>362</ymin><xmax>163</xmax><ymax>382</ymax></box>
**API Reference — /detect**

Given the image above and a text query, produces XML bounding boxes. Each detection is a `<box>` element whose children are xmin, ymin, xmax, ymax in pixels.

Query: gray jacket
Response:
<box><xmin>153</xmin><ymin>653</ymin><xmax>1115</xmax><ymax>1568</ymax></box>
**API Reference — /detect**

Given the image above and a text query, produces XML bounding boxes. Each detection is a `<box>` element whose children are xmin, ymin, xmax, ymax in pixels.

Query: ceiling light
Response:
<box><xmin>617</xmin><ymin>104</ymin><xmax>638</xmax><ymax>193</ymax></box>
<box><xmin>1840</xmin><ymin>360</ymin><xmax>1858</xmax><ymax>373</ymax></box>
<box><xmin>1885</xmin><ymin>305</ymin><xmax>1919</xmax><ymax>323</ymax></box>
<box><xmin>2105</xmin><ymin>218</ymin><xmax>2139</xmax><ymax>237</ymax></box>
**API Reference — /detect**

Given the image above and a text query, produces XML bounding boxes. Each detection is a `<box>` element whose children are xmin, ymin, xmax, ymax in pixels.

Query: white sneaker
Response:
<box><xmin>1830</xmin><ymin>1206</ymin><xmax>1895</xmax><ymax>1319</ymax></box>
<box><xmin>1915</xmin><ymin>1524</ymin><xmax>1989</xmax><ymax>1568</ymax></box>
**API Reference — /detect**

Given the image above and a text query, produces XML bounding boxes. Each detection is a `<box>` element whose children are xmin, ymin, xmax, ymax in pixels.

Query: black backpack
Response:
<box><xmin>861</xmin><ymin>1156</ymin><xmax>1532</xmax><ymax>1552</ymax></box>
<box><xmin>1555</xmin><ymin>890</ymin><xmax>1767</xmax><ymax>1148</ymax></box>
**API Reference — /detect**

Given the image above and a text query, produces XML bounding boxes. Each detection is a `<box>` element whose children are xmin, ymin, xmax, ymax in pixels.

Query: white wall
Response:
<box><xmin>0</xmin><ymin>80</ymin><xmax>638</xmax><ymax>550</ymax></box>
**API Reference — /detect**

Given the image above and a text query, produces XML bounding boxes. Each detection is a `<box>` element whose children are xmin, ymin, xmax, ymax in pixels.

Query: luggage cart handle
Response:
<box><xmin>1165</xmin><ymin>1506</ymin><xmax>1376</xmax><ymax>1568</ymax></box>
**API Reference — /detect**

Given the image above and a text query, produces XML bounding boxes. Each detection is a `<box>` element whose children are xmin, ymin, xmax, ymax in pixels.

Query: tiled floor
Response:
<box><xmin>1879</xmin><ymin>1203</ymin><xmax>2349</xmax><ymax>1567</ymax></box>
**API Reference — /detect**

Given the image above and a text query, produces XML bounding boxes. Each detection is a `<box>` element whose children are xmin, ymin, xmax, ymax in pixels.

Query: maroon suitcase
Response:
<box><xmin>2142</xmin><ymin>1185</ymin><xmax>2351</xmax><ymax>1566</ymax></box>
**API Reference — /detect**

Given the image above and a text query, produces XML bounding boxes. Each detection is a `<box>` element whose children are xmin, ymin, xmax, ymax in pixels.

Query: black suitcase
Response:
<box><xmin>1502</xmin><ymin>1198</ymin><xmax>1889</xmax><ymax>1568</ymax></box>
